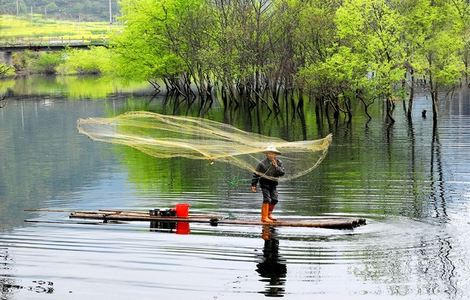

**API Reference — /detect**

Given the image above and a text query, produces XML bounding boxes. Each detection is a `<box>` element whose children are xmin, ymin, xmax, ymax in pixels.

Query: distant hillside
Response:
<box><xmin>0</xmin><ymin>0</ymin><xmax>120</xmax><ymax>22</ymax></box>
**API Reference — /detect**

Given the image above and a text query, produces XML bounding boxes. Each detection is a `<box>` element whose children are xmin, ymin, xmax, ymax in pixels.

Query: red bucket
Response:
<box><xmin>175</xmin><ymin>203</ymin><xmax>190</xmax><ymax>218</ymax></box>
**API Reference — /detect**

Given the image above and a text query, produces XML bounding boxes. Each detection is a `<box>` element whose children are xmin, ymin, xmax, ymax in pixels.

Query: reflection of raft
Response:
<box><xmin>69</xmin><ymin>210</ymin><xmax>366</xmax><ymax>230</ymax></box>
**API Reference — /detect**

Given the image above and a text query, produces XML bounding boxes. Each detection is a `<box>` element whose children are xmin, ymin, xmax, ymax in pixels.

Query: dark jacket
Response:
<box><xmin>251</xmin><ymin>158</ymin><xmax>285</xmax><ymax>188</ymax></box>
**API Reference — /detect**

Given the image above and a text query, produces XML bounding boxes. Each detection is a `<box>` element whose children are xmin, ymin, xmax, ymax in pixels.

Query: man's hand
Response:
<box><xmin>251</xmin><ymin>186</ymin><xmax>257</xmax><ymax>192</ymax></box>
<box><xmin>271</xmin><ymin>159</ymin><xmax>278</xmax><ymax>167</ymax></box>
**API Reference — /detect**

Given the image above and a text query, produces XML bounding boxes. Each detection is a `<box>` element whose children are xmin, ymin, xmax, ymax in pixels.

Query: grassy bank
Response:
<box><xmin>11</xmin><ymin>47</ymin><xmax>114</xmax><ymax>76</ymax></box>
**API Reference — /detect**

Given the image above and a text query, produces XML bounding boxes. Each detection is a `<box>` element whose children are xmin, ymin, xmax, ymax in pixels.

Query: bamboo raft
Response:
<box><xmin>69</xmin><ymin>210</ymin><xmax>366</xmax><ymax>230</ymax></box>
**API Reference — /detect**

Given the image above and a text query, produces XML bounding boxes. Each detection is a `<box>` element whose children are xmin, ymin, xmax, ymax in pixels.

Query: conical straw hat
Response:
<box><xmin>263</xmin><ymin>144</ymin><xmax>281</xmax><ymax>155</ymax></box>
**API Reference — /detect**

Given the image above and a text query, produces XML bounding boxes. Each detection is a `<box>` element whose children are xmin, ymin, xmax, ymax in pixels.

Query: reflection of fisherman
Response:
<box><xmin>251</xmin><ymin>145</ymin><xmax>285</xmax><ymax>223</ymax></box>
<box><xmin>256</xmin><ymin>226</ymin><xmax>287</xmax><ymax>297</ymax></box>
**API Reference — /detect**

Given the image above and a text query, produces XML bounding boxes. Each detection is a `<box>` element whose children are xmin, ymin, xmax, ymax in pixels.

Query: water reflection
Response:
<box><xmin>1</xmin><ymin>75</ymin><xmax>470</xmax><ymax>299</ymax></box>
<box><xmin>256</xmin><ymin>226</ymin><xmax>287</xmax><ymax>297</ymax></box>
<box><xmin>0</xmin><ymin>75</ymin><xmax>150</xmax><ymax>100</ymax></box>
<box><xmin>0</xmin><ymin>247</ymin><xmax>54</xmax><ymax>298</ymax></box>
<box><xmin>0</xmin><ymin>248</ymin><xmax>14</xmax><ymax>300</ymax></box>
<box><xmin>149</xmin><ymin>221</ymin><xmax>191</xmax><ymax>235</ymax></box>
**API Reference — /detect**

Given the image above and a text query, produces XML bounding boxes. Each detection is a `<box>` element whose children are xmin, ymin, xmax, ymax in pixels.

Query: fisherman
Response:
<box><xmin>251</xmin><ymin>145</ymin><xmax>285</xmax><ymax>223</ymax></box>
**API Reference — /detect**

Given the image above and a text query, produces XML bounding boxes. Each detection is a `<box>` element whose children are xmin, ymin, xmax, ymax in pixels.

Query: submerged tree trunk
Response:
<box><xmin>345</xmin><ymin>96</ymin><xmax>352</xmax><ymax>123</ymax></box>
<box><xmin>464</xmin><ymin>48</ymin><xmax>469</xmax><ymax>85</ymax></box>
<box><xmin>385</xmin><ymin>98</ymin><xmax>395</xmax><ymax>124</ymax></box>
<box><xmin>431</xmin><ymin>89</ymin><xmax>439</xmax><ymax>126</ymax></box>
<box><xmin>356</xmin><ymin>90</ymin><xmax>372</xmax><ymax>121</ymax></box>
<box><xmin>429</xmin><ymin>72</ymin><xmax>439</xmax><ymax>127</ymax></box>
<box><xmin>407</xmin><ymin>68</ymin><xmax>415</xmax><ymax>120</ymax></box>
<box><xmin>315</xmin><ymin>97</ymin><xmax>324</xmax><ymax>136</ymax></box>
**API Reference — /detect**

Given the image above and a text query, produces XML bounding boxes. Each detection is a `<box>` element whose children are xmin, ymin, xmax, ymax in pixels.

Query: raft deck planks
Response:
<box><xmin>69</xmin><ymin>210</ymin><xmax>366</xmax><ymax>229</ymax></box>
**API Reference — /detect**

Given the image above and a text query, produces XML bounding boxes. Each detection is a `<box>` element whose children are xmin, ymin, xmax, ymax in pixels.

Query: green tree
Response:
<box><xmin>334</xmin><ymin>0</ymin><xmax>407</xmax><ymax>123</ymax></box>
<box><xmin>298</xmin><ymin>46</ymin><xmax>372</xmax><ymax>121</ymax></box>
<box><xmin>111</xmin><ymin>0</ymin><xmax>468</xmax><ymax>124</ymax></box>
<box><xmin>112</xmin><ymin>0</ymin><xmax>188</xmax><ymax>85</ymax></box>
<box><xmin>447</xmin><ymin>0</ymin><xmax>470</xmax><ymax>84</ymax></box>
<box><xmin>412</xmin><ymin>1</ymin><xmax>464</xmax><ymax>124</ymax></box>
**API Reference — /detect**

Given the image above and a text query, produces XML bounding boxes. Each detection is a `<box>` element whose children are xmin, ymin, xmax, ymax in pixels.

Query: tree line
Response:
<box><xmin>19</xmin><ymin>0</ymin><xmax>470</xmax><ymax>124</ymax></box>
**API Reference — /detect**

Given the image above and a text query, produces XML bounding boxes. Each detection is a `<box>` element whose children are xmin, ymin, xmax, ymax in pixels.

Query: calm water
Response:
<box><xmin>1</xmin><ymin>76</ymin><xmax>470</xmax><ymax>299</ymax></box>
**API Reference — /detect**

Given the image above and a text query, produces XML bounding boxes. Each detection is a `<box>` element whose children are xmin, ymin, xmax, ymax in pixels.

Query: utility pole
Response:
<box><xmin>16</xmin><ymin>0</ymin><xmax>19</xmax><ymax>16</ymax></box>
<box><xmin>108</xmin><ymin>0</ymin><xmax>112</xmax><ymax>24</ymax></box>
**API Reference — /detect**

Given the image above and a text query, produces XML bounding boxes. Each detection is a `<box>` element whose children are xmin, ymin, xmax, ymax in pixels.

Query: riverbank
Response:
<box><xmin>6</xmin><ymin>47</ymin><xmax>114</xmax><ymax>76</ymax></box>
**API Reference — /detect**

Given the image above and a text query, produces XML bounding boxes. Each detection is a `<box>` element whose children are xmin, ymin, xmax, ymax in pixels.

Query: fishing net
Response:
<box><xmin>77</xmin><ymin>111</ymin><xmax>332</xmax><ymax>182</ymax></box>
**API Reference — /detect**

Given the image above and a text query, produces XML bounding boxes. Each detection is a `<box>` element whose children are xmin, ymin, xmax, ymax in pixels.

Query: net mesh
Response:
<box><xmin>77</xmin><ymin>111</ymin><xmax>332</xmax><ymax>182</ymax></box>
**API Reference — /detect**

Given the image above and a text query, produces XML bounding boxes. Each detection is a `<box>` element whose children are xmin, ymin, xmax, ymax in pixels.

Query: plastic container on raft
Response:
<box><xmin>175</xmin><ymin>203</ymin><xmax>190</xmax><ymax>218</ymax></box>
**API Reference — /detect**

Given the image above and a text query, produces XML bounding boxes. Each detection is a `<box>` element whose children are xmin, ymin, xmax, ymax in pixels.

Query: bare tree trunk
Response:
<box><xmin>148</xmin><ymin>79</ymin><xmax>161</xmax><ymax>94</ymax></box>
<box><xmin>357</xmin><ymin>91</ymin><xmax>372</xmax><ymax>121</ymax></box>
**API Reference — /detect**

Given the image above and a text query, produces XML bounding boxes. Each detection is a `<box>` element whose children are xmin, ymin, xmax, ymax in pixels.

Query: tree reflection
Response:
<box><xmin>256</xmin><ymin>226</ymin><xmax>287</xmax><ymax>297</ymax></box>
<box><xmin>2</xmin><ymin>75</ymin><xmax>149</xmax><ymax>100</ymax></box>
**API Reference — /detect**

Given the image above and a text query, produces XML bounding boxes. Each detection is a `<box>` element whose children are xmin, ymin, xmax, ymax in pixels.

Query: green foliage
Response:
<box><xmin>0</xmin><ymin>63</ymin><xmax>15</xmax><ymax>78</ymax></box>
<box><xmin>33</xmin><ymin>52</ymin><xmax>64</xmax><ymax>74</ymax></box>
<box><xmin>295</xmin><ymin>0</ymin><xmax>469</xmax><ymax>122</ymax></box>
<box><xmin>419</xmin><ymin>2</ymin><xmax>464</xmax><ymax>89</ymax></box>
<box><xmin>335</xmin><ymin>0</ymin><xmax>406</xmax><ymax>96</ymax></box>
<box><xmin>425</xmin><ymin>31</ymin><xmax>464</xmax><ymax>87</ymax></box>
<box><xmin>299</xmin><ymin>47</ymin><xmax>353</xmax><ymax>93</ymax></box>
<box><xmin>57</xmin><ymin>47</ymin><xmax>114</xmax><ymax>75</ymax></box>
<box><xmin>112</xmin><ymin>0</ymin><xmax>195</xmax><ymax>80</ymax></box>
<box><xmin>294</xmin><ymin>0</ymin><xmax>338</xmax><ymax>64</ymax></box>
<box><xmin>12</xmin><ymin>50</ymin><xmax>37</xmax><ymax>72</ymax></box>
<box><xmin>9</xmin><ymin>47</ymin><xmax>115</xmax><ymax>76</ymax></box>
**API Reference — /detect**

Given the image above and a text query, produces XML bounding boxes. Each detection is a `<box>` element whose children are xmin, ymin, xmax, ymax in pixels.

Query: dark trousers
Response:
<box><xmin>261</xmin><ymin>186</ymin><xmax>279</xmax><ymax>205</ymax></box>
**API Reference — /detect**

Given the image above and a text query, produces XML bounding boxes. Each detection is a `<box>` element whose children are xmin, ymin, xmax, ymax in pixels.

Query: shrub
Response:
<box><xmin>57</xmin><ymin>47</ymin><xmax>113</xmax><ymax>75</ymax></box>
<box><xmin>33</xmin><ymin>52</ymin><xmax>64</xmax><ymax>74</ymax></box>
<box><xmin>0</xmin><ymin>63</ymin><xmax>15</xmax><ymax>78</ymax></box>
<box><xmin>12</xmin><ymin>50</ymin><xmax>37</xmax><ymax>73</ymax></box>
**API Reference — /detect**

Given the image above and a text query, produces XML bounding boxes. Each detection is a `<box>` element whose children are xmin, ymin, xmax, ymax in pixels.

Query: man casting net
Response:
<box><xmin>77</xmin><ymin>111</ymin><xmax>332</xmax><ymax>182</ymax></box>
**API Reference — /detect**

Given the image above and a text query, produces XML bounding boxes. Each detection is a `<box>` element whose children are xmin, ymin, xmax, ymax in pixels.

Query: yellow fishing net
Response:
<box><xmin>77</xmin><ymin>111</ymin><xmax>332</xmax><ymax>182</ymax></box>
